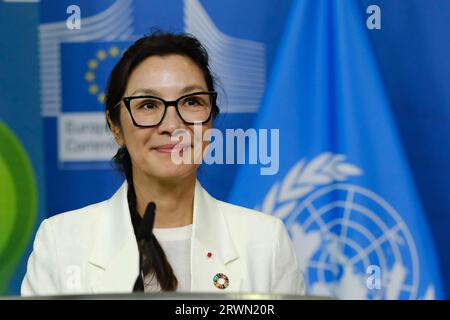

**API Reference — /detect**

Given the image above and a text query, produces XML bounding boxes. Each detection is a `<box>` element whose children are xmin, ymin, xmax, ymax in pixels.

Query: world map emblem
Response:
<box><xmin>260</xmin><ymin>152</ymin><xmax>435</xmax><ymax>299</ymax></box>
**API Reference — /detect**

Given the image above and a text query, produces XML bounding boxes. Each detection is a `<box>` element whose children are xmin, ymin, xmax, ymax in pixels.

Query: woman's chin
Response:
<box><xmin>158</xmin><ymin>167</ymin><xmax>195</xmax><ymax>179</ymax></box>
<box><xmin>146</xmin><ymin>160</ymin><xmax>197</xmax><ymax>180</ymax></box>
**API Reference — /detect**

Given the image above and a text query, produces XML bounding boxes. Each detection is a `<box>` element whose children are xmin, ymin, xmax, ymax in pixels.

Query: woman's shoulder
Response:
<box><xmin>215</xmin><ymin>199</ymin><xmax>285</xmax><ymax>231</ymax></box>
<box><xmin>43</xmin><ymin>199</ymin><xmax>109</xmax><ymax>233</ymax></box>
<box><xmin>213</xmin><ymin>199</ymin><xmax>292</xmax><ymax>255</ymax></box>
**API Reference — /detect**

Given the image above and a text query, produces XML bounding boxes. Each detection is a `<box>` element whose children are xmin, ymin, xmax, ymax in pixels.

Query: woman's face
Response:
<box><xmin>110</xmin><ymin>54</ymin><xmax>212</xmax><ymax>181</ymax></box>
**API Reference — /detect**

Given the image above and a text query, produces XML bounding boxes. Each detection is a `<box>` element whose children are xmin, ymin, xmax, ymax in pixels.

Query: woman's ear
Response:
<box><xmin>106</xmin><ymin>110</ymin><xmax>125</xmax><ymax>146</ymax></box>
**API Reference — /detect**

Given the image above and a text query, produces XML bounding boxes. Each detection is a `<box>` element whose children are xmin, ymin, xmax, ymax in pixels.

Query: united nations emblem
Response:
<box><xmin>259</xmin><ymin>152</ymin><xmax>435</xmax><ymax>299</ymax></box>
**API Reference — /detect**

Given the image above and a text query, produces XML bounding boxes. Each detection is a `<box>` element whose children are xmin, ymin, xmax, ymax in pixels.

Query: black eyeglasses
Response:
<box><xmin>114</xmin><ymin>91</ymin><xmax>217</xmax><ymax>127</ymax></box>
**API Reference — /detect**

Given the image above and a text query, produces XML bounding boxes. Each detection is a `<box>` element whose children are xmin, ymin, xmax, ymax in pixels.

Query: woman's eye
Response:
<box><xmin>186</xmin><ymin>98</ymin><xmax>199</xmax><ymax>106</ymax></box>
<box><xmin>139</xmin><ymin>102</ymin><xmax>156</xmax><ymax>109</ymax></box>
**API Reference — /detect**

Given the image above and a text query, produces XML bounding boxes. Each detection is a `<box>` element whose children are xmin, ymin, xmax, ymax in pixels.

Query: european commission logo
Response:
<box><xmin>259</xmin><ymin>152</ymin><xmax>435</xmax><ymax>299</ymax></box>
<box><xmin>57</xmin><ymin>42</ymin><xmax>128</xmax><ymax>165</ymax></box>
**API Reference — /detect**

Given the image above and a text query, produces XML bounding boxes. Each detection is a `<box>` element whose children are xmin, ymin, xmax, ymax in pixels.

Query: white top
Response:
<box><xmin>143</xmin><ymin>224</ymin><xmax>192</xmax><ymax>292</ymax></box>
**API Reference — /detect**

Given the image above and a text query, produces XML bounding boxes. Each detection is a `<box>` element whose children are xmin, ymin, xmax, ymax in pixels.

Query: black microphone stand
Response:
<box><xmin>133</xmin><ymin>202</ymin><xmax>156</xmax><ymax>291</ymax></box>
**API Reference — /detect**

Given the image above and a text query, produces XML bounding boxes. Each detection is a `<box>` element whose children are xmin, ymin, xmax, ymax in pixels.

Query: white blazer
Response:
<box><xmin>21</xmin><ymin>180</ymin><xmax>305</xmax><ymax>296</ymax></box>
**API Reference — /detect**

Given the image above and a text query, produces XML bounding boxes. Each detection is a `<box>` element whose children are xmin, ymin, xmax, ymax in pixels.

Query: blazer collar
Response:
<box><xmin>88</xmin><ymin>182</ymin><xmax>139</xmax><ymax>293</ymax></box>
<box><xmin>191</xmin><ymin>180</ymin><xmax>239</xmax><ymax>265</ymax></box>
<box><xmin>88</xmin><ymin>180</ymin><xmax>240</xmax><ymax>293</ymax></box>
<box><xmin>190</xmin><ymin>181</ymin><xmax>242</xmax><ymax>292</ymax></box>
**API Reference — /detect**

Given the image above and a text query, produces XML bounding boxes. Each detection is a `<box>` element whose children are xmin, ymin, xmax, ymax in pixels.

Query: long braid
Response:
<box><xmin>117</xmin><ymin>146</ymin><xmax>178</xmax><ymax>291</ymax></box>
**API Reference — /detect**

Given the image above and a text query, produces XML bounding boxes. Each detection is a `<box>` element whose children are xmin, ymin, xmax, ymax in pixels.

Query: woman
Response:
<box><xmin>21</xmin><ymin>32</ymin><xmax>305</xmax><ymax>296</ymax></box>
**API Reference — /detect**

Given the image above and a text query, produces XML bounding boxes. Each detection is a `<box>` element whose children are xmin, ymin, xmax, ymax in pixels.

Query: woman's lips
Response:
<box><xmin>153</xmin><ymin>144</ymin><xmax>190</xmax><ymax>154</ymax></box>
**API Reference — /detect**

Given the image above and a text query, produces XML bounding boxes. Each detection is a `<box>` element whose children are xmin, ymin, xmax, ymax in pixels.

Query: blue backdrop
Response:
<box><xmin>1</xmin><ymin>0</ymin><xmax>449</xmax><ymax>299</ymax></box>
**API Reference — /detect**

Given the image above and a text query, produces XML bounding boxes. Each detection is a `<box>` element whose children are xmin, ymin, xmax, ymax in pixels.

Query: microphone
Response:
<box><xmin>136</xmin><ymin>202</ymin><xmax>156</xmax><ymax>241</ymax></box>
<box><xmin>133</xmin><ymin>202</ymin><xmax>156</xmax><ymax>292</ymax></box>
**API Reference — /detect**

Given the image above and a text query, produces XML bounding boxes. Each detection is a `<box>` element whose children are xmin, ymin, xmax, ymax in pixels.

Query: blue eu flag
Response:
<box><xmin>229</xmin><ymin>0</ymin><xmax>443</xmax><ymax>299</ymax></box>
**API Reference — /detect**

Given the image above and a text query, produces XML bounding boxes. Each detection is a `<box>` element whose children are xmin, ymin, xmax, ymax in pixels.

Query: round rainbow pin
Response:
<box><xmin>213</xmin><ymin>273</ymin><xmax>229</xmax><ymax>289</ymax></box>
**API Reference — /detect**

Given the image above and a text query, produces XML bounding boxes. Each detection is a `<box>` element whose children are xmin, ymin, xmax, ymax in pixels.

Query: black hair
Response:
<box><xmin>105</xmin><ymin>31</ymin><xmax>219</xmax><ymax>291</ymax></box>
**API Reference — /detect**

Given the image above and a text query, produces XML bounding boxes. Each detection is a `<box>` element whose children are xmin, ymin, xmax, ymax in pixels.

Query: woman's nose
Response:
<box><xmin>157</xmin><ymin>105</ymin><xmax>184</xmax><ymax>134</ymax></box>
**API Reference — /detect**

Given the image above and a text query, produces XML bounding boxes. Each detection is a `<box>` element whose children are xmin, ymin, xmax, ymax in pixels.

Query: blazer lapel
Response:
<box><xmin>88</xmin><ymin>182</ymin><xmax>140</xmax><ymax>293</ymax></box>
<box><xmin>190</xmin><ymin>181</ymin><xmax>242</xmax><ymax>293</ymax></box>
<box><xmin>86</xmin><ymin>180</ymin><xmax>242</xmax><ymax>294</ymax></box>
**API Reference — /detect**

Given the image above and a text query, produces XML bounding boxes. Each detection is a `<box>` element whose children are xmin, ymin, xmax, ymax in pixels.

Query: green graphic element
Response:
<box><xmin>0</xmin><ymin>122</ymin><xmax>37</xmax><ymax>293</ymax></box>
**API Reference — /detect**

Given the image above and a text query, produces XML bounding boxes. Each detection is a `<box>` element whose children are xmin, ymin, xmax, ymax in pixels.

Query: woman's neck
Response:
<box><xmin>132</xmin><ymin>172</ymin><xmax>196</xmax><ymax>228</ymax></box>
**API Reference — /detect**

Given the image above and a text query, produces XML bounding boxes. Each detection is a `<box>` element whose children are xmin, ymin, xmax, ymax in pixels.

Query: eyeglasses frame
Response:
<box><xmin>113</xmin><ymin>91</ymin><xmax>217</xmax><ymax>128</ymax></box>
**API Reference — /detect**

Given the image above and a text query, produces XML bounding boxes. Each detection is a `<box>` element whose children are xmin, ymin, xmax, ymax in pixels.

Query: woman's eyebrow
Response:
<box><xmin>179</xmin><ymin>85</ymin><xmax>207</xmax><ymax>94</ymax></box>
<box><xmin>129</xmin><ymin>88</ymin><xmax>160</xmax><ymax>96</ymax></box>
<box><xmin>130</xmin><ymin>85</ymin><xmax>208</xmax><ymax>97</ymax></box>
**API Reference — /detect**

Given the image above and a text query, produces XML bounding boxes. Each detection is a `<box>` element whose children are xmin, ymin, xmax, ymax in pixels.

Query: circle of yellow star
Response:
<box><xmin>89</xmin><ymin>84</ymin><xmax>98</xmax><ymax>94</ymax></box>
<box><xmin>97</xmin><ymin>50</ymin><xmax>107</xmax><ymax>60</ymax></box>
<box><xmin>85</xmin><ymin>46</ymin><xmax>123</xmax><ymax>105</ymax></box>
<box><xmin>98</xmin><ymin>93</ymin><xmax>105</xmax><ymax>104</ymax></box>
<box><xmin>88</xmin><ymin>59</ymin><xmax>98</xmax><ymax>69</ymax></box>
<box><xmin>109</xmin><ymin>46</ymin><xmax>120</xmax><ymax>57</ymax></box>
<box><xmin>85</xmin><ymin>71</ymin><xmax>95</xmax><ymax>82</ymax></box>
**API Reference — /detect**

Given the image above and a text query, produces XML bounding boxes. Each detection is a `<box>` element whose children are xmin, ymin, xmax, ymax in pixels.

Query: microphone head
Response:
<box><xmin>136</xmin><ymin>202</ymin><xmax>156</xmax><ymax>241</ymax></box>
